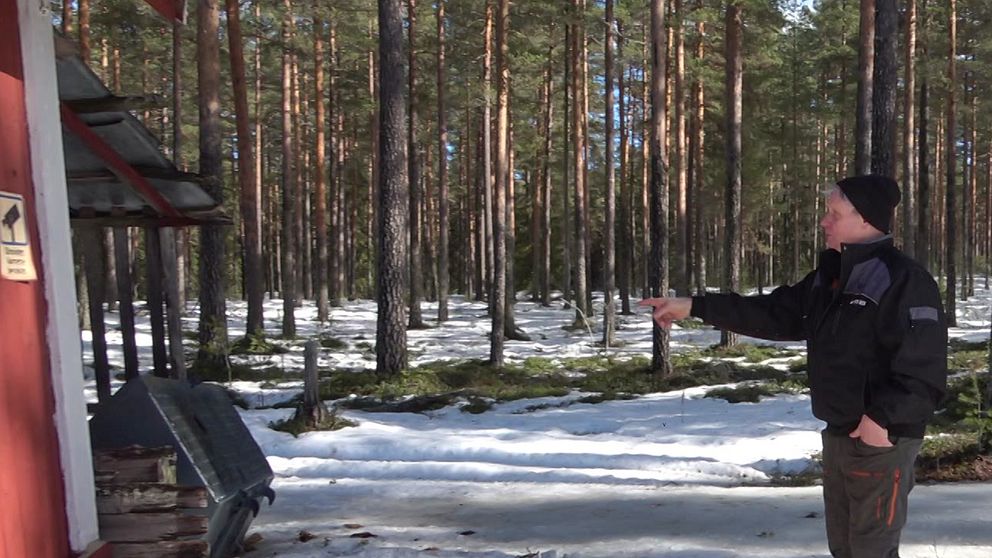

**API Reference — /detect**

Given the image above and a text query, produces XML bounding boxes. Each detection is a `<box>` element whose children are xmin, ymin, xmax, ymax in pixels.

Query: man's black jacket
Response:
<box><xmin>691</xmin><ymin>236</ymin><xmax>947</xmax><ymax>439</ymax></box>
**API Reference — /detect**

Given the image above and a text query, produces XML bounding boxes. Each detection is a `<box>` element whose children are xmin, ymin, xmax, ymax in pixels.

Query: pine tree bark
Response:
<box><xmin>532</xmin><ymin>55</ymin><xmax>554</xmax><ymax>305</ymax></box>
<box><xmin>225</xmin><ymin>0</ymin><xmax>264</xmax><ymax>338</ymax></box>
<box><xmin>482</xmin><ymin>2</ymin><xmax>495</xmax><ymax>306</ymax></box>
<box><xmin>61</xmin><ymin>0</ymin><xmax>72</xmax><ymax>35</ymax></box>
<box><xmin>649</xmin><ymin>0</ymin><xmax>671</xmax><ymax>373</ymax></box>
<box><xmin>641</xmin><ymin>26</ymin><xmax>651</xmax><ymax>300</ymax></box>
<box><xmin>945</xmin><ymin>0</ymin><xmax>957</xmax><ymax>326</ymax></box>
<box><xmin>79</xmin><ymin>0</ymin><xmax>91</xmax><ymax>62</ymax></box>
<box><xmin>280</xmin><ymin>0</ymin><xmax>297</xmax><ymax>337</ymax></box>
<box><xmin>966</xmin><ymin>87</ymin><xmax>976</xmax><ymax>298</ymax></box>
<box><xmin>571</xmin><ymin>0</ymin><xmax>589</xmax><ymax>327</ymax></box>
<box><xmin>377</xmin><ymin>0</ymin><xmax>410</xmax><ymax>377</ymax></box>
<box><xmin>292</xmin><ymin>52</ymin><xmax>307</xmax><ymax>303</ymax></box>
<box><xmin>561</xmin><ymin>25</ymin><xmax>572</xmax><ymax>309</ymax></box>
<box><xmin>673</xmin><ymin>0</ymin><xmax>688</xmax><ymax>296</ymax></box>
<box><xmin>490</xmin><ymin>0</ymin><xmax>510</xmax><ymax>366</ymax></box>
<box><xmin>618</xmin><ymin>27</ymin><xmax>632</xmax><ymax>315</ymax></box>
<box><xmin>722</xmin><ymin>2</ymin><xmax>743</xmax><ymax>349</ymax></box>
<box><xmin>195</xmin><ymin>0</ymin><xmax>229</xmax><ymax>369</ymax></box>
<box><xmin>172</xmin><ymin>21</ymin><xmax>186</xmax><ymax>311</ymax></box>
<box><xmin>916</xmin><ymin>0</ymin><xmax>930</xmax><ymax>268</ymax></box>
<box><xmin>504</xmin><ymin>123</ymin><xmax>526</xmax><ymax>341</ymax></box>
<box><xmin>602</xmin><ymin>0</ymin><xmax>618</xmax><ymax>346</ymax></box>
<box><xmin>436</xmin><ymin>0</ymin><xmax>450</xmax><ymax>322</ymax></box>
<box><xmin>691</xmin><ymin>1</ymin><xmax>706</xmax><ymax>295</ymax></box>
<box><xmin>314</xmin><ymin>10</ymin><xmax>330</xmax><ymax>322</ymax></box>
<box><xmin>902</xmin><ymin>0</ymin><xmax>917</xmax><ymax>258</ymax></box>
<box><xmin>855</xmin><ymin>0</ymin><xmax>874</xmax><ymax>174</ymax></box>
<box><xmin>407</xmin><ymin>0</ymin><xmax>426</xmax><ymax>328</ymax></box>
<box><xmin>871</xmin><ymin>0</ymin><xmax>897</xmax><ymax>177</ymax></box>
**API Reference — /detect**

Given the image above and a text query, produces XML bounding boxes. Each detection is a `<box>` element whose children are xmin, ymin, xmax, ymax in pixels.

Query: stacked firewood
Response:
<box><xmin>93</xmin><ymin>446</ymin><xmax>209</xmax><ymax>558</ymax></box>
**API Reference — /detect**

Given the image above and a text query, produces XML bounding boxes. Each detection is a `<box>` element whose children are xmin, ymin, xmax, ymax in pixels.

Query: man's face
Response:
<box><xmin>820</xmin><ymin>189</ymin><xmax>881</xmax><ymax>251</ymax></box>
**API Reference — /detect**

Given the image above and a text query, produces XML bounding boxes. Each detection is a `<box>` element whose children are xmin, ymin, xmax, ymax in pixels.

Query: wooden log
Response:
<box><xmin>96</xmin><ymin>484</ymin><xmax>209</xmax><ymax>514</ymax></box>
<box><xmin>93</xmin><ymin>446</ymin><xmax>177</xmax><ymax>484</ymax></box>
<box><xmin>98</xmin><ymin>512</ymin><xmax>209</xmax><ymax>543</ymax></box>
<box><xmin>109</xmin><ymin>540</ymin><xmax>208</xmax><ymax>558</ymax></box>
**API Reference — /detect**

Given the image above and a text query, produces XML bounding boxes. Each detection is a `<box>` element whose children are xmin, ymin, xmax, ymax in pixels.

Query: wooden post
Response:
<box><xmin>113</xmin><ymin>224</ymin><xmax>140</xmax><ymax>380</ymax></box>
<box><xmin>296</xmin><ymin>339</ymin><xmax>328</xmax><ymax>426</ymax></box>
<box><xmin>160</xmin><ymin>227</ymin><xmax>187</xmax><ymax>381</ymax></box>
<box><xmin>145</xmin><ymin>227</ymin><xmax>168</xmax><ymax>377</ymax></box>
<box><xmin>81</xmin><ymin>225</ymin><xmax>111</xmax><ymax>402</ymax></box>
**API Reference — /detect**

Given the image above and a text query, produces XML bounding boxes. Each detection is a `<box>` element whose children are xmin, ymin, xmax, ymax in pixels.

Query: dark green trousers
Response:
<box><xmin>821</xmin><ymin>430</ymin><xmax>922</xmax><ymax>558</ymax></box>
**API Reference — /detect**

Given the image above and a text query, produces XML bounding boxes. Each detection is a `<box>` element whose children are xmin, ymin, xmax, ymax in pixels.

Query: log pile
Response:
<box><xmin>93</xmin><ymin>446</ymin><xmax>210</xmax><ymax>558</ymax></box>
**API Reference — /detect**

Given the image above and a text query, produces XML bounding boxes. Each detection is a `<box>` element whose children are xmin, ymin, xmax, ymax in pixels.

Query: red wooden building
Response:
<box><xmin>2</xmin><ymin>1</ymin><xmax>186</xmax><ymax>556</ymax></box>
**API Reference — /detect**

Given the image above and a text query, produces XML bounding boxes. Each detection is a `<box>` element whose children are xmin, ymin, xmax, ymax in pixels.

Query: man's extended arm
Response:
<box><xmin>685</xmin><ymin>271</ymin><xmax>816</xmax><ymax>342</ymax></box>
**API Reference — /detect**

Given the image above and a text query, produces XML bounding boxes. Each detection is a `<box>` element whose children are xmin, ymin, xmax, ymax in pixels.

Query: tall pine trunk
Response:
<box><xmin>871</xmin><ymin>0</ymin><xmax>897</xmax><ymax>177</ymax></box>
<box><xmin>916</xmin><ymin>0</ymin><xmax>930</xmax><ymax>268</ymax></box>
<box><xmin>902</xmin><ymin>0</ymin><xmax>917</xmax><ymax>256</ymax></box>
<box><xmin>315</xmin><ymin>11</ymin><xmax>330</xmax><ymax>322</ymax></box>
<box><xmin>673</xmin><ymin>0</ymin><xmax>688</xmax><ymax>296</ymax></box>
<box><xmin>489</xmin><ymin>0</ymin><xmax>510</xmax><ymax>366</ymax></box>
<box><xmin>692</xmin><ymin>1</ymin><xmax>706</xmax><ymax>295</ymax></box>
<box><xmin>436</xmin><ymin>0</ymin><xmax>450</xmax><ymax>322</ymax></box>
<box><xmin>280</xmin><ymin>0</ymin><xmax>297</xmax><ymax>337</ymax></box>
<box><xmin>195</xmin><ymin>0</ymin><xmax>229</xmax><ymax>369</ymax></box>
<box><xmin>571</xmin><ymin>0</ymin><xmax>589</xmax><ymax>327</ymax></box>
<box><xmin>225</xmin><ymin>0</ymin><xmax>263</xmax><ymax>338</ymax></box>
<box><xmin>602</xmin><ymin>0</ymin><xmax>617</xmax><ymax>346</ymax></box>
<box><xmin>945</xmin><ymin>0</ymin><xmax>957</xmax><ymax>326</ymax></box>
<box><xmin>377</xmin><ymin>0</ymin><xmax>410</xmax><ymax>376</ymax></box>
<box><xmin>855</xmin><ymin>0</ymin><xmax>874</xmax><ymax>174</ymax></box>
<box><xmin>649</xmin><ymin>0</ymin><xmax>671</xmax><ymax>373</ymax></box>
<box><xmin>407</xmin><ymin>0</ymin><xmax>426</xmax><ymax>328</ymax></box>
<box><xmin>721</xmin><ymin>2</ymin><xmax>743</xmax><ymax>349</ymax></box>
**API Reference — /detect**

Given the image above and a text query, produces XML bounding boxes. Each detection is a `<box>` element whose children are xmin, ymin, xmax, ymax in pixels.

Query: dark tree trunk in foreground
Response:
<box><xmin>916</xmin><ymin>0</ymin><xmax>930</xmax><ymax>268</ymax></box>
<box><xmin>692</xmin><ymin>0</ymin><xmax>706</xmax><ymax>295</ymax></box>
<box><xmin>901</xmin><ymin>0</ymin><xmax>917</xmax><ymax>257</ymax></box>
<box><xmin>490</xmin><ymin>0</ymin><xmax>509</xmax><ymax>366</ymax></box>
<box><xmin>195</xmin><ymin>0</ymin><xmax>229</xmax><ymax>370</ymax></box>
<box><xmin>870</xmin><ymin>0</ymin><xmax>897</xmax><ymax>177</ymax></box>
<box><xmin>226</xmin><ymin>0</ymin><xmax>263</xmax><ymax>338</ymax></box>
<box><xmin>649</xmin><ymin>0</ymin><xmax>671</xmax><ymax>373</ymax></box>
<box><xmin>436</xmin><ymin>0</ymin><xmax>450</xmax><ymax>322</ymax></box>
<box><xmin>377</xmin><ymin>0</ymin><xmax>410</xmax><ymax>376</ymax></box>
<box><xmin>945</xmin><ymin>0</ymin><xmax>957</xmax><ymax>326</ymax></box>
<box><xmin>721</xmin><ymin>2</ymin><xmax>742</xmax><ymax>349</ymax></box>
<box><xmin>280</xmin><ymin>0</ymin><xmax>297</xmax><ymax>338</ymax></box>
<box><xmin>407</xmin><ymin>0</ymin><xmax>426</xmax><ymax>329</ymax></box>
<box><xmin>855</xmin><ymin>0</ymin><xmax>874</xmax><ymax>174</ymax></box>
<box><xmin>602</xmin><ymin>0</ymin><xmax>617</xmax><ymax>346</ymax></box>
<box><xmin>314</xmin><ymin>11</ymin><xmax>329</xmax><ymax>322</ymax></box>
<box><xmin>571</xmin><ymin>0</ymin><xmax>589</xmax><ymax>327</ymax></box>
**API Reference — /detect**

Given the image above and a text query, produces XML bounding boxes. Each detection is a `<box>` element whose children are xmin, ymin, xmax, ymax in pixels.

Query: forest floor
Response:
<box><xmin>81</xmin><ymin>281</ymin><xmax>992</xmax><ymax>557</ymax></box>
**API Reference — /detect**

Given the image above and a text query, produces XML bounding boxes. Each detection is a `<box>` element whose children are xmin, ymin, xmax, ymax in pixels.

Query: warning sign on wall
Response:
<box><xmin>0</xmin><ymin>191</ymin><xmax>37</xmax><ymax>281</ymax></box>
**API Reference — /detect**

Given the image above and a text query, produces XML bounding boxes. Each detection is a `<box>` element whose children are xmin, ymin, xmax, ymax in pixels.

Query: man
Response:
<box><xmin>641</xmin><ymin>175</ymin><xmax>947</xmax><ymax>558</ymax></box>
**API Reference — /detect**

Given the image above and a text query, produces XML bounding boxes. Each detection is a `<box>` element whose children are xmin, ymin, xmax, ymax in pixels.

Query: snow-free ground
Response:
<box><xmin>82</xmin><ymin>283</ymin><xmax>992</xmax><ymax>557</ymax></box>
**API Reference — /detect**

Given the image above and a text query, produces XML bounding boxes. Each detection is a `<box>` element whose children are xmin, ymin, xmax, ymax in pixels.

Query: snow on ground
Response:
<box><xmin>82</xmin><ymin>282</ymin><xmax>992</xmax><ymax>557</ymax></box>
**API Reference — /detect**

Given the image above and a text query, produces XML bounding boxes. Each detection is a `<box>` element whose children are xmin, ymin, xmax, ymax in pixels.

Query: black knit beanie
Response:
<box><xmin>835</xmin><ymin>175</ymin><xmax>901</xmax><ymax>234</ymax></box>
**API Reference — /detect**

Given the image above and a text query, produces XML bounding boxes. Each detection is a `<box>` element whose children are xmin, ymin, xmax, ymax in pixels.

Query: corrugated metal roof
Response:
<box><xmin>55</xmin><ymin>35</ymin><xmax>228</xmax><ymax>226</ymax></box>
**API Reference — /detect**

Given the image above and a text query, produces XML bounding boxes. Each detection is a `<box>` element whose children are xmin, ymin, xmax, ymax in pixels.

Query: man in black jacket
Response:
<box><xmin>641</xmin><ymin>175</ymin><xmax>947</xmax><ymax>558</ymax></box>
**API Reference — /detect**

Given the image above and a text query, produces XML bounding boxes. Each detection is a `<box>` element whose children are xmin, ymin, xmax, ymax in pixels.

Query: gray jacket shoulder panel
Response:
<box><xmin>844</xmin><ymin>257</ymin><xmax>892</xmax><ymax>304</ymax></box>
